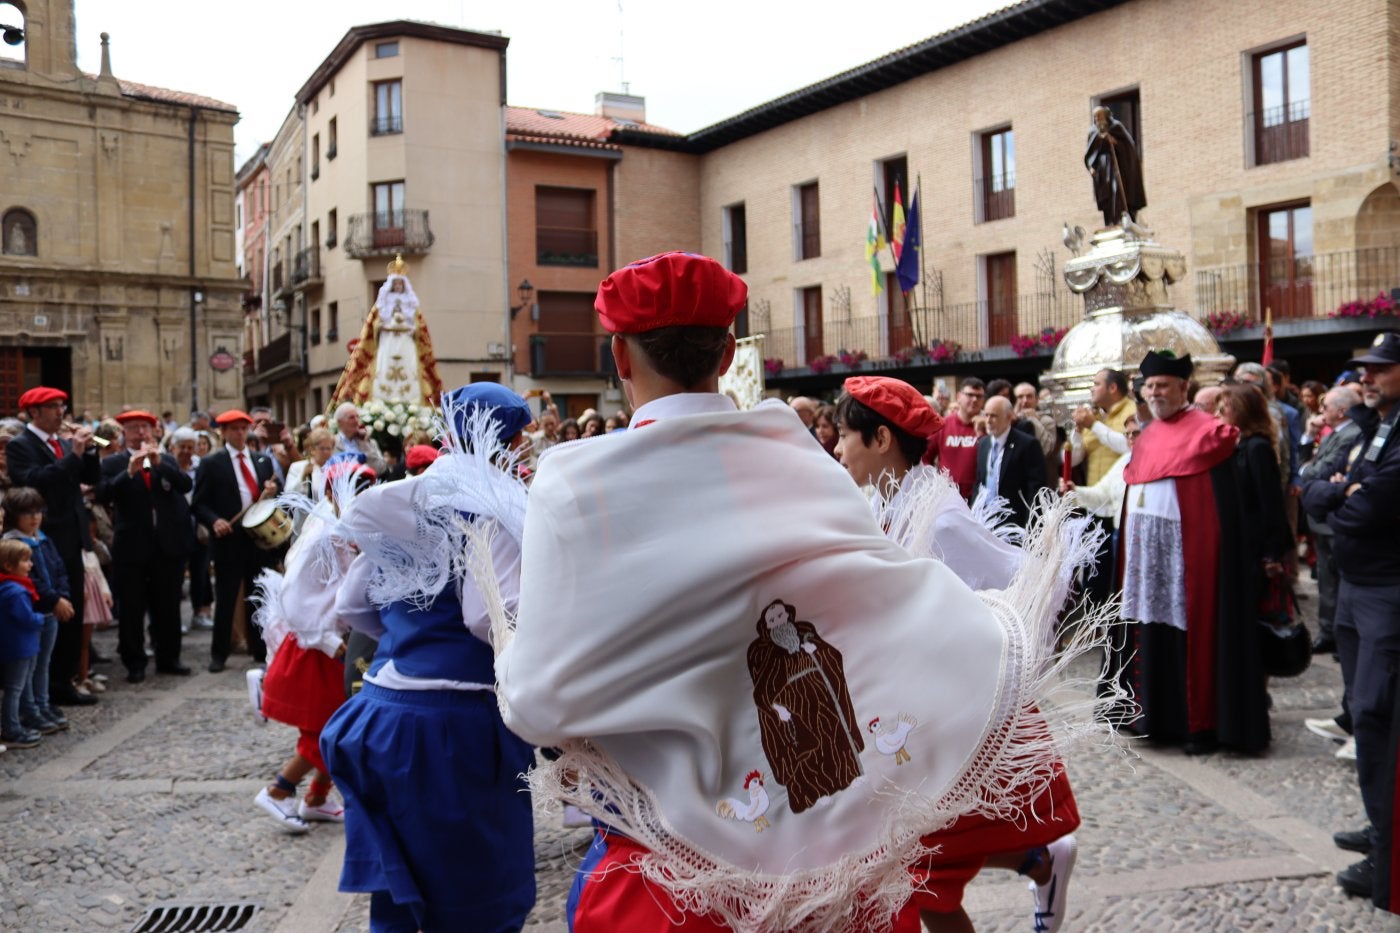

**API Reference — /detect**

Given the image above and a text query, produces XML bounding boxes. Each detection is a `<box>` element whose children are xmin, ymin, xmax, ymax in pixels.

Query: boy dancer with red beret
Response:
<box><xmin>495</xmin><ymin>253</ymin><xmax>1108</xmax><ymax>931</ymax></box>
<box><xmin>835</xmin><ymin>375</ymin><xmax>1081</xmax><ymax>933</ymax></box>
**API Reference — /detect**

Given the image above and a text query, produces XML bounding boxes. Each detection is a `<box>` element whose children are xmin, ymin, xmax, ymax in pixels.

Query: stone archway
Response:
<box><xmin>1355</xmin><ymin>181</ymin><xmax>1400</xmax><ymax>251</ymax></box>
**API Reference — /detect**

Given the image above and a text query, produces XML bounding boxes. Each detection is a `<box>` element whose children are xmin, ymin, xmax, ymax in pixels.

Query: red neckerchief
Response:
<box><xmin>0</xmin><ymin>572</ymin><xmax>39</xmax><ymax>603</ymax></box>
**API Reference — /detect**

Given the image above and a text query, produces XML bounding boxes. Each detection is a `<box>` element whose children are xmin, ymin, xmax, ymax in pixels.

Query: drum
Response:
<box><xmin>241</xmin><ymin>500</ymin><xmax>293</xmax><ymax>551</ymax></box>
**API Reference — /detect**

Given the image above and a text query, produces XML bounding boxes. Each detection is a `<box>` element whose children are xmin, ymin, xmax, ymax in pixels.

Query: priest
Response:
<box><xmin>1117</xmin><ymin>350</ymin><xmax>1269</xmax><ymax>754</ymax></box>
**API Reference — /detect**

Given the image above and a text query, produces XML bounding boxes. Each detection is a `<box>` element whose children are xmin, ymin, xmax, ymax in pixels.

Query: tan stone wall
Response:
<box><xmin>0</xmin><ymin>41</ymin><xmax>243</xmax><ymax>413</ymax></box>
<box><xmin>614</xmin><ymin>146</ymin><xmax>702</xmax><ymax>264</ymax></box>
<box><xmin>302</xmin><ymin>34</ymin><xmax>508</xmax><ymax>407</ymax></box>
<box><xmin>694</xmin><ymin>0</ymin><xmax>1395</xmax><ymax>352</ymax></box>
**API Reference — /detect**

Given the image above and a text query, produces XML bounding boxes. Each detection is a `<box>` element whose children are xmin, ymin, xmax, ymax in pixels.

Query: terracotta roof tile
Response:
<box><xmin>504</xmin><ymin>106</ymin><xmax>677</xmax><ymax>144</ymax></box>
<box><xmin>88</xmin><ymin>75</ymin><xmax>237</xmax><ymax>113</ymax></box>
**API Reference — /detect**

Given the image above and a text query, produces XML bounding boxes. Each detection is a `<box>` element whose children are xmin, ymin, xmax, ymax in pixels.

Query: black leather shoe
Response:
<box><xmin>1334</xmin><ymin>826</ymin><xmax>1375</xmax><ymax>854</ymax></box>
<box><xmin>1183</xmin><ymin>731</ymin><xmax>1218</xmax><ymax>756</ymax></box>
<box><xmin>51</xmin><ymin>687</ymin><xmax>98</xmax><ymax>706</ymax></box>
<box><xmin>156</xmin><ymin>664</ymin><xmax>192</xmax><ymax>676</ymax></box>
<box><xmin>126</xmin><ymin>669</ymin><xmax>146</xmax><ymax>684</ymax></box>
<box><xmin>1338</xmin><ymin>858</ymin><xmax>1374</xmax><ymax>898</ymax></box>
<box><xmin>208</xmin><ymin>659</ymin><xmax>226</xmax><ymax>673</ymax></box>
<box><xmin>1312</xmin><ymin>633</ymin><xmax>1337</xmax><ymax>654</ymax></box>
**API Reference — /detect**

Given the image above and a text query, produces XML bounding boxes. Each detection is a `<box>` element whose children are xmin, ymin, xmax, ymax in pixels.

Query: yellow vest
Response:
<box><xmin>1081</xmin><ymin>396</ymin><xmax>1135</xmax><ymax>485</ymax></box>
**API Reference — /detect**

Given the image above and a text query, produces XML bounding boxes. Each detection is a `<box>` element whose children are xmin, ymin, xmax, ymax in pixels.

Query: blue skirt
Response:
<box><xmin>320</xmin><ymin>682</ymin><xmax>536</xmax><ymax>931</ymax></box>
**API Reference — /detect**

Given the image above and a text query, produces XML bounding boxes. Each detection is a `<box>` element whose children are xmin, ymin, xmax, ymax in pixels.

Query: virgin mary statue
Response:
<box><xmin>330</xmin><ymin>255</ymin><xmax>445</xmax><ymax>407</ymax></box>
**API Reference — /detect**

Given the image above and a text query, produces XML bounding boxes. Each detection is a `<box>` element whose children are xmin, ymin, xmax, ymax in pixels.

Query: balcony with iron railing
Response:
<box><xmin>292</xmin><ymin>246</ymin><xmax>321</xmax><ymax>289</ymax></box>
<box><xmin>529</xmin><ymin>333</ymin><xmax>614</xmax><ymax>377</ymax></box>
<box><xmin>1195</xmin><ymin>246</ymin><xmax>1400</xmax><ymax>320</ymax></box>
<box><xmin>1251</xmin><ymin>99</ymin><xmax>1310</xmax><ymax>165</ymax></box>
<box><xmin>344</xmin><ymin>209</ymin><xmax>435</xmax><ymax>258</ymax></box>
<box><xmin>536</xmin><ymin>227</ymin><xmax>599</xmax><ymax>267</ymax></box>
<box><xmin>763</xmin><ymin>291</ymin><xmax>1081</xmax><ymax>368</ymax></box>
<box><xmin>371</xmin><ymin>114</ymin><xmax>404</xmax><ymax>136</ymax></box>
<box><xmin>975</xmin><ymin>172</ymin><xmax>1016</xmax><ymax>222</ymax></box>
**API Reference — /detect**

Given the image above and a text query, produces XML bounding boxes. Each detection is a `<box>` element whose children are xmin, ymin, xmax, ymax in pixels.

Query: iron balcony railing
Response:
<box><xmin>536</xmin><ymin>227</ymin><xmax>599</xmax><ymax>267</ymax></box>
<box><xmin>763</xmin><ymin>291</ymin><xmax>1082</xmax><ymax>366</ymax></box>
<box><xmin>529</xmin><ymin>333</ymin><xmax>614</xmax><ymax>377</ymax></box>
<box><xmin>1251</xmin><ymin>99</ymin><xmax>1310</xmax><ymax>165</ymax></box>
<box><xmin>256</xmin><ymin>332</ymin><xmax>292</xmax><ymax>374</ymax></box>
<box><xmin>292</xmin><ymin>246</ymin><xmax>321</xmax><ymax>286</ymax></box>
<box><xmin>344</xmin><ymin>209</ymin><xmax>435</xmax><ymax>258</ymax></box>
<box><xmin>975</xmin><ymin>172</ymin><xmax>1016</xmax><ymax>222</ymax></box>
<box><xmin>371</xmin><ymin>114</ymin><xmax>404</xmax><ymax>136</ymax></box>
<box><xmin>1195</xmin><ymin>246</ymin><xmax>1400</xmax><ymax>320</ymax></box>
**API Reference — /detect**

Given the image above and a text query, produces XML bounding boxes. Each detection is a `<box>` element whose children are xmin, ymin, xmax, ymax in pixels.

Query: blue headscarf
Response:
<box><xmin>442</xmin><ymin>383</ymin><xmax>533</xmax><ymax>446</ymax></box>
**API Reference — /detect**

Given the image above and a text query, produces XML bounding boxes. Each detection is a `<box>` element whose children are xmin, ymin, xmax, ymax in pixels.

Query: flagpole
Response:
<box><xmin>914</xmin><ymin>174</ymin><xmax>927</xmax><ymax>348</ymax></box>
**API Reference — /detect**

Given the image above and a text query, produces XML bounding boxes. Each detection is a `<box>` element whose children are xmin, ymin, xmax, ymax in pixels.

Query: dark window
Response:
<box><xmin>311</xmin><ymin>134</ymin><xmax>320</xmax><ymax>179</ymax></box>
<box><xmin>734</xmin><ymin>302</ymin><xmax>750</xmax><ymax>340</ymax></box>
<box><xmin>375</xmin><ymin>41</ymin><xmax>399</xmax><ymax>59</ymax></box>
<box><xmin>372</xmin><ymin>81</ymin><xmax>403</xmax><ymax>135</ymax></box>
<box><xmin>801</xmin><ymin>286</ymin><xmax>823</xmax><ymax>362</ymax></box>
<box><xmin>536</xmin><ymin>187</ymin><xmax>597</xmax><ymax>267</ymax></box>
<box><xmin>312</xmin><ymin>386</ymin><xmax>324</xmax><ymax>415</ymax></box>
<box><xmin>796</xmin><ymin>183</ymin><xmax>821</xmax><ymax>259</ymax></box>
<box><xmin>880</xmin><ymin>155</ymin><xmax>909</xmax><ymax>239</ymax></box>
<box><xmin>724</xmin><ymin>203</ymin><xmax>747</xmax><ymax>274</ymax></box>
<box><xmin>310</xmin><ymin>307</ymin><xmax>322</xmax><ymax>345</ymax></box>
<box><xmin>531</xmin><ymin>292</ymin><xmax>604</xmax><ymax>375</ymax></box>
<box><xmin>327</xmin><ymin>118</ymin><xmax>338</xmax><ymax>159</ymax></box>
<box><xmin>3</xmin><ymin>208</ymin><xmax>37</xmax><ymax>256</ymax></box>
<box><xmin>326</xmin><ymin>209</ymin><xmax>337</xmax><ymax>249</ymax></box>
<box><xmin>373</xmin><ymin>181</ymin><xmax>405</xmax><ymax>232</ymax></box>
<box><xmin>1258</xmin><ymin>201</ymin><xmax>1313</xmax><ymax>319</ymax></box>
<box><xmin>1098</xmin><ymin>88</ymin><xmax>1142</xmax><ymax>154</ymax></box>
<box><xmin>327</xmin><ymin>302</ymin><xmax>339</xmax><ymax>342</ymax></box>
<box><xmin>978</xmin><ymin>128</ymin><xmax>1015</xmax><ymax>223</ymax></box>
<box><xmin>985</xmin><ymin>252</ymin><xmax>1018</xmax><ymax>345</ymax></box>
<box><xmin>1252</xmin><ymin>41</ymin><xmax>1309</xmax><ymax>165</ymax></box>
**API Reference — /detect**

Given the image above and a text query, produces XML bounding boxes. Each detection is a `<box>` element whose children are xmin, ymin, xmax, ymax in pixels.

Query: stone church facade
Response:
<box><xmin>0</xmin><ymin>0</ymin><xmax>244</xmax><ymax>416</ymax></box>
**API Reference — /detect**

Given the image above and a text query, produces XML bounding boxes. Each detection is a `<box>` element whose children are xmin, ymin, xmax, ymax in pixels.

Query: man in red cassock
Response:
<box><xmin>1116</xmin><ymin>350</ymin><xmax>1270</xmax><ymax>754</ymax></box>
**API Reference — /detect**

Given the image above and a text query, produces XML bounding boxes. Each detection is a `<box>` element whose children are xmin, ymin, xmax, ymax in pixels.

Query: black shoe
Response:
<box><xmin>1334</xmin><ymin>826</ymin><xmax>1375</xmax><ymax>854</ymax></box>
<box><xmin>126</xmin><ymin>669</ymin><xmax>146</xmax><ymax>684</ymax></box>
<box><xmin>1338</xmin><ymin>858</ymin><xmax>1374</xmax><ymax>898</ymax></box>
<box><xmin>156</xmin><ymin>664</ymin><xmax>192</xmax><ymax>676</ymax></box>
<box><xmin>208</xmin><ymin>659</ymin><xmax>226</xmax><ymax>673</ymax></box>
<box><xmin>1312</xmin><ymin>633</ymin><xmax>1337</xmax><ymax>654</ymax></box>
<box><xmin>51</xmin><ymin>687</ymin><xmax>99</xmax><ymax>706</ymax></box>
<box><xmin>1183</xmin><ymin>731</ymin><xmax>1218</xmax><ymax>756</ymax></box>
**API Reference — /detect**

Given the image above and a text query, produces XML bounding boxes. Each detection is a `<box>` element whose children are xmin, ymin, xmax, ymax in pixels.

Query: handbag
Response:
<box><xmin>1257</xmin><ymin>573</ymin><xmax>1310</xmax><ymax>678</ymax></box>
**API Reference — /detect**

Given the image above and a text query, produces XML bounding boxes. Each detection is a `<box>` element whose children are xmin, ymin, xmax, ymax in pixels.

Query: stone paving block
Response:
<box><xmin>0</xmin><ymin>790</ymin><xmax>329</xmax><ymax>931</ymax></box>
<box><xmin>75</xmin><ymin>698</ymin><xmax>288</xmax><ymax>782</ymax></box>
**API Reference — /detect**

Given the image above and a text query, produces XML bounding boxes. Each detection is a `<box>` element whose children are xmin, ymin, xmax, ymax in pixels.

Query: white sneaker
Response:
<box><xmin>297</xmin><ymin>798</ymin><xmax>345</xmax><ymax>822</ymax></box>
<box><xmin>254</xmin><ymin>788</ymin><xmax>310</xmax><ymax>834</ymax></box>
<box><xmin>1337</xmin><ymin>737</ymin><xmax>1358</xmax><ymax>760</ymax></box>
<box><xmin>1030</xmin><ymin>834</ymin><xmax>1077</xmax><ymax>933</ymax></box>
<box><xmin>562</xmin><ymin>804</ymin><xmax>592</xmax><ymax>828</ymax></box>
<box><xmin>1305</xmin><ymin>717</ymin><xmax>1350</xmax><ymax>741</ymax></box>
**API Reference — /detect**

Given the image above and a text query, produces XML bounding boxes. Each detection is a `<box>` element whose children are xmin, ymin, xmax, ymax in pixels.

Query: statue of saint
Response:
<box><xmin>330</xmin><ymin>255</ymin><xmax>444</xmax><ymax>408</ymax></box>
<box><xmin>1085</xmin><ymin>106</ymin><xmax>1146</xmax><ymax>227</ymax></box>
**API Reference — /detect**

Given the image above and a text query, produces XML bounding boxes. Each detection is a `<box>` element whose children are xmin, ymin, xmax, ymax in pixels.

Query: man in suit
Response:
<box><xmin>974</xmin><ymin>395</ymin><xmax>1048</xmax><ymax>529</ymax></box>
<box><xmin>97</xmin><ymin>410</ymin><xmax>194</xmax><ymax>682</ymax></box>
<box><xmin>6</xmin><ymin>386</ymin><xmax>100</xmax><ymax>707</ymax></box>
<box><xmin>192</xmin><ymin>409</ymin><xmax>279</xmax><ymax>673</ymax></box>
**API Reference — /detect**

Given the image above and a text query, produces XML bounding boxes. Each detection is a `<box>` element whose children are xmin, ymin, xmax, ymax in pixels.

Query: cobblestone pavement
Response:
<box><xmin>3</xmin><ymin>578</ymin><xmax>1399</xmax><ymax>932</ymax></box>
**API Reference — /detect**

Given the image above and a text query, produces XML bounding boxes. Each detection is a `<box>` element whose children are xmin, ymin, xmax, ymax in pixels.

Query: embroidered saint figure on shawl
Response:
<box><xmin>747</xmin><ymin>599</ymin><xmax>864</xmax><ymax>813</ymax></box>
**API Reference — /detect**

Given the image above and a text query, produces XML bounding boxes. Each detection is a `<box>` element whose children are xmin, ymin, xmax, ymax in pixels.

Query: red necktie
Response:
<box><xmin>48</xmin><ymin>438</ymin><xmax>62</xmax><ymax>459</ymax></box>
<box><xmin>139</xmin><ymin>456</ymin><xmax>152</xmax><ymax>491</ymax></box>
<box><xmin>236</xmin><ymin>452</ymin><xmax>260</xmax><ymax>501</ymax></box>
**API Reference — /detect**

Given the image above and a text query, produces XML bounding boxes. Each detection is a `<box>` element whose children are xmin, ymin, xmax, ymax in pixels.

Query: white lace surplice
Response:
<box><xmin>1121</xmin><ymin>477</ymin><xmax>1188</xmax><ymax>631</ymax></box>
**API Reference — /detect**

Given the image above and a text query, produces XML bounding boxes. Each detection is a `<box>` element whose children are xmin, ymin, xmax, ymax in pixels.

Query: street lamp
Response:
<box><xmin>1</xmin><ymin>25</ymin><xmax>23</xmax><ymax>47</ymax></box>
<box><xmin>509</xmin><ymin>279</ymin><xmax>535</xmax><ymax>319</ymax></box>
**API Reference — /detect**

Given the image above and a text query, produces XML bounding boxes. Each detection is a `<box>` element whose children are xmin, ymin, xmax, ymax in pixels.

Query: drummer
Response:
<box><xmin>192</xmin><ymin>410</ymin><xmax>282</xmax><ymax>674</ymax></box>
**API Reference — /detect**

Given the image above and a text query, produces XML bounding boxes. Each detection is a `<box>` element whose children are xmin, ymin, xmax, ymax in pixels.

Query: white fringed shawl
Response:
<box><xmin>485</xmin><ymin>402</ymin><xmax>1120</xmax><ymax>931</ymax></box>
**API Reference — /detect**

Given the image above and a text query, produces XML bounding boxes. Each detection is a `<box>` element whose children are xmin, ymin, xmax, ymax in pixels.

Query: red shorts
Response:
<box><xmin>909</xmin><ymin>764</ymin><xmax>1079</xmax><ymax>913</ymax></box>
<box><xmin>572</xmin><ymin>833</ymin><xmax>921</xmax><ymax>932</ymax></box>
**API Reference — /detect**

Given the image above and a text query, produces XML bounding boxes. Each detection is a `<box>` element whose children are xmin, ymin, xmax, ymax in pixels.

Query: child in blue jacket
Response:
<box><xmin>0</xmin><ymin>537</ymin><xmax>47</xmax><ymax>747</ymax></box>
<box><xmin>3</xmin><ymin>486</ymin><xmax>72</xmax><ymax>736</ymax></box>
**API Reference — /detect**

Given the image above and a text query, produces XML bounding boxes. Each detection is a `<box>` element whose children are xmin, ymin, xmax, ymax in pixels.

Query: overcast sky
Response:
<box><xmin>43</xmin><ymin>0</ymin><xmax>1008</xmax><ymax>165</ymax></box>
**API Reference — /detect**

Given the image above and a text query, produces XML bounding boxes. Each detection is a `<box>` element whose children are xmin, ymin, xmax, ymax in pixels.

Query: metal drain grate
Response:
<box><xmin>129</xmin><ymin>902</ymin><xmax>260</xmax><ymax>932</ymax></box>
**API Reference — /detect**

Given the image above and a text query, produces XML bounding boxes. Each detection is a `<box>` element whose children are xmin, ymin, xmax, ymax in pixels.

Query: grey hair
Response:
<box><xmin>333</xmin><ymin>402</ymin><xmax>360</xmax><ymax>421</ymax></box>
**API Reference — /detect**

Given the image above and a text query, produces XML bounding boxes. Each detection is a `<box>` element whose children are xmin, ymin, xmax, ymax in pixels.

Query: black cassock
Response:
<box><xmin>1084</xmin><ymin>116</ymin><xmax>1146</xmax><ymax>226</ymax></box>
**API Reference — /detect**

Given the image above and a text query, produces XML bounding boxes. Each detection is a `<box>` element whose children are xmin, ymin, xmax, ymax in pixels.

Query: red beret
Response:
<box><xmin>405</xmin><ymin>444</ymin><xmax>439</xmax><ymax>472</ymax></box>
<box><xmin>595</xmin><ymin>251</ymin><xmax>748</xmax><ymax>334</ymax></box>
<box><xmin>214</xmin><ymin>409</ymin><xmax>253</xmax><ymax>426</ymax></box>
<box><xmin>17</xmin><ymin>386</ymin><xmax>67</xmax><ymax>409</ymax></box>
<box><xmin>842</xmin><ymin>376</ymin><xmax>944</xmax><ymax>439</ymax></box>
<box><xmin>115</xmin><ymin>410</ymin><xmax>160</xmax><ymax>427</ymax></box>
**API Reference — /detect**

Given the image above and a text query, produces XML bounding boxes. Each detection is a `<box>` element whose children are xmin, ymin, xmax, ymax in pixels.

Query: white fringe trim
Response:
<box><xmin>475</xmin><ymin>488</ymin><xmax>1131</xmax><ymax>930</ymax></box>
